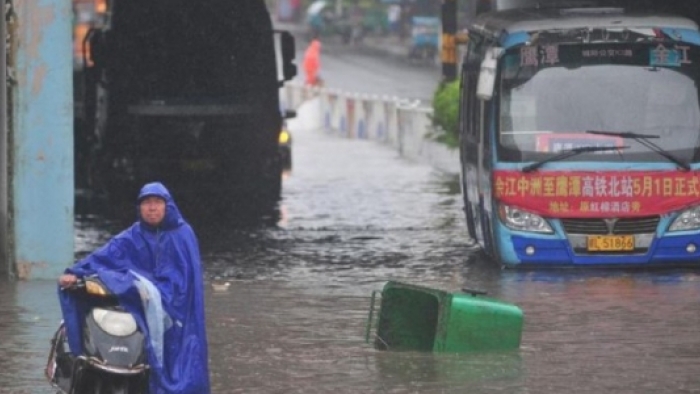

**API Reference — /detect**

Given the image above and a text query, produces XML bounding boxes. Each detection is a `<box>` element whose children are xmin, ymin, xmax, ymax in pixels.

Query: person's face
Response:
<box><xmin>140</xmin><ymin>196</ymin><xmax>166</xmax><ymax>226</ymax></box>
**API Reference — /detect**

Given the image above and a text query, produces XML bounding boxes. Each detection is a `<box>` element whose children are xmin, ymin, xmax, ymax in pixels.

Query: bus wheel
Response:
<box><xmin>464</xmin><ymin>203</ymin><xmax>477</xmax><ymax>242</ymax></box>
<box><xmin>485</xmin><ymin>218</ymin><xmax>504</xmax><ymax>267</ymax></box>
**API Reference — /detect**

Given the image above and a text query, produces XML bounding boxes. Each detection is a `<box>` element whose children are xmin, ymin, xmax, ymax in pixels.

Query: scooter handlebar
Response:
<box><xmin>60</xmin><ymin>275</ymin><xmax>99</xmax><ymax>291</ymax></box>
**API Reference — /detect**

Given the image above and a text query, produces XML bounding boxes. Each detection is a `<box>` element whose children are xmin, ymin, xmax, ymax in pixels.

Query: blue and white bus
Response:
<box><xmin>459</xmin><ymin>5</ymin><xmax>700</xmax><ymax>267</ymax></box>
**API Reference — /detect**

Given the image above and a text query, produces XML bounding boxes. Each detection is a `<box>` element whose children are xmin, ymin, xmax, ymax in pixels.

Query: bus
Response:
<box><xmin>459</xmin><ymin>5</ymin><xmax>700</xmax><ymax>267</ymax></box>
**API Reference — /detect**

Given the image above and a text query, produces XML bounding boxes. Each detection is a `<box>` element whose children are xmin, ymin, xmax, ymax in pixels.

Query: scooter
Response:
<box><xmin>45</xmin><ymin>276</ymin><xmax>150</xmax><ymax>394</ymax></box>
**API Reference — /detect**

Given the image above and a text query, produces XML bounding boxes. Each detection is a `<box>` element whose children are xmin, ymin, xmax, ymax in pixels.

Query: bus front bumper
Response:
<box><xmin>498</xmin><ymin>231</ymin><xmax>700</xmax><ymax>267</ymax></box>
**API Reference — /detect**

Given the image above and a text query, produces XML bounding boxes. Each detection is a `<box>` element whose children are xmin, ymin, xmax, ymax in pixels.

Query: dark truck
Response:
<box><xmin>78</xmin><ymin>0</ymin><xmax>296</xmax><ymax>205</ymax></box>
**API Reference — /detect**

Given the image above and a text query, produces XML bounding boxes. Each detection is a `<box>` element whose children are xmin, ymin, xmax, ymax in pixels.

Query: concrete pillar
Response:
<box><xmin>1</xmin><ymin>2</ymin><xmax>8</xmax><ymax>278</ymax></box>
<box><xmin>10</xmin><ymin>0</ymin><xmax>74</xmax><ymax>280</ymax></box>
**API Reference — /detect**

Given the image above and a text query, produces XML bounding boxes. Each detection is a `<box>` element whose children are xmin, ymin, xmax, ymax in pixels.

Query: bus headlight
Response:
<box><xmin>498</xmin><ymin>204</ymin><xmax>553</xmax><ymax>234</ymax></box>
<box><xmin>669</xmin><ymin>206</ymin><xmax>700</xmax><ymax>232</ymax></box>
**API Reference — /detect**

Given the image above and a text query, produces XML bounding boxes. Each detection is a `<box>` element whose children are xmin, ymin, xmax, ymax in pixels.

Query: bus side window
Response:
<box><xmin>464</xmin><ymin>36</ymin><xmax>486</xmax><ymax>143</ymax></box>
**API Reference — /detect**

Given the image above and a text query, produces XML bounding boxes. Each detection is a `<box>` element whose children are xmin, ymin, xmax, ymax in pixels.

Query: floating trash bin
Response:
<box><xmin>366</xmin><ymin>281</ymin><xmax>523</xmax><ymax>353</ymax></box>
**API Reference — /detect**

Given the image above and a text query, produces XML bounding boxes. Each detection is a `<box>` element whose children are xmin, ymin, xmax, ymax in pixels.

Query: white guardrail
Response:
<box><xmin>280</xmin><ymin>82</ymin><xmax>460</xmax><ymax>174</ymax></box>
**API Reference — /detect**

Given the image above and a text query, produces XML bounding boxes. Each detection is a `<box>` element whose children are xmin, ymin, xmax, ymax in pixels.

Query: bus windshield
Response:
<box><xmin>498</xmin><ymin>42</ymin><xmax>700</xmax><ymax>164</ymax></box>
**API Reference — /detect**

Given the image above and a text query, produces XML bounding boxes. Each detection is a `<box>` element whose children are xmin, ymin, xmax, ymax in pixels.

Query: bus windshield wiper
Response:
<box><xmin>522</xmin><ymin>145</ymin><xmax>629</xmax><ymax>173</ymax></box>
<box><xmin>586</xmin><ymin>130</ymin><xmax>691</xmax><ymax>171</ymax></box>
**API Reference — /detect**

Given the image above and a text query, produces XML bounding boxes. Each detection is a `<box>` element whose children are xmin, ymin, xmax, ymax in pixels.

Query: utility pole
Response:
<box><xmin>441</xmin><ymin>0</ymin><xmax>457</xmax><ymax>82</ymax></box>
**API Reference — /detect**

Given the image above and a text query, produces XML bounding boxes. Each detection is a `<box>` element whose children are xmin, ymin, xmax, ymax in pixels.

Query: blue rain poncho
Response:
<box><xmin>58</xmin><ymin>182</ymin><xmax>211</xmax><ymax>394</ymax></box>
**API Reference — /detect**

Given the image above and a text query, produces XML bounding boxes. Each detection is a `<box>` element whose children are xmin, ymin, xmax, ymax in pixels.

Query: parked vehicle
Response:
<box><xmin>458</xmin><ymin>4</ymin><xmax>700</xmax><ymax>267</ymax></box>
<box><xmin>45</xmin><ymin>276</ymin><xmax>149</xmax><ymax>394</ymax></box>
<box><xmin>408</xmin><ymin>16</ymin><xmax>440</xmax><ymax>62</ymax></box>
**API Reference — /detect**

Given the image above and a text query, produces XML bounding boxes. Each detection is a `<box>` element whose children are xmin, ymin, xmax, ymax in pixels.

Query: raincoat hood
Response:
<box><xmin>137</xmin><ymin>182</ymin><xmax>184</xmax><ymax>231</ymax></box>
<box><xmin>58</xmin><ymin>182</ymin><xmax>211</xmax><ymax>394</ymax></box>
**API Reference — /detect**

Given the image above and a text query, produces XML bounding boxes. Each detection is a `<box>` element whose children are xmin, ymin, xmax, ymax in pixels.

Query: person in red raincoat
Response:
<box><xmin>303</xmin><ymin>38</ymin><xmax>322</xmax><ymax>86</ymax></box>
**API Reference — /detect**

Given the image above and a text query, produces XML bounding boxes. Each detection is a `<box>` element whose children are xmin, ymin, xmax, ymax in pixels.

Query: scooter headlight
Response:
<box><xmin>498</xmin><ymin>204</ymin><xmax>553</xmax><ymax>234</ymax></box>
<box><xmin>669</xmin><ymin>205</ymin><xmax>700</xmax><ymax>232</ymax></box>
<box><xmin>92</xmin><ymin>308</ymin><xmax>138</xmax><ymax>337</ymax></box>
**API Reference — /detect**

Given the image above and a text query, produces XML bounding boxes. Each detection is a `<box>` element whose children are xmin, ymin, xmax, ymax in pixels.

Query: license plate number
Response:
<box><xmin>587</xmin><ymin>235</ymin><xmax>635</xmax><ymax>252</ymax></box>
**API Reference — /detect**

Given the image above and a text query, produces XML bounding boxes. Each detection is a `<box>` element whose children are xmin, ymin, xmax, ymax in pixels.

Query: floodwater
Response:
<box><xmin>2</xmin><ymin>101</ymin><xmax>700</xmax><ymax>393</ymax></box>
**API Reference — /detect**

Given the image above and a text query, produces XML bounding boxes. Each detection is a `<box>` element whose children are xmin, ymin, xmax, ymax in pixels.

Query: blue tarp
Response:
<box><xmin>58</xmin><ymin>182</ymin><xmax>211</xmax><ymax>394</ymax></box>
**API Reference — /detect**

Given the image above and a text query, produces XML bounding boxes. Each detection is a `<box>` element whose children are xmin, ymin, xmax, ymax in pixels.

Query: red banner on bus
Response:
<box><xmin>493</xmin><ymin>170</ymin><xmax>700</xmax><ymax>218</ymax></box>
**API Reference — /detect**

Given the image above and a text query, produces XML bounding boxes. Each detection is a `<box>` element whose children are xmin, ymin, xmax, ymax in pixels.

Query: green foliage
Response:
<box><xmin>431</xmin><ymin>80</ymin><xmax>460</xmax><ymax>147</ymax></box>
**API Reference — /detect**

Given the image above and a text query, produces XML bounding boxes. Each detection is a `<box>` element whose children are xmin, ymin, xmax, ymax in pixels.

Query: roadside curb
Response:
<box><xmin>281</xmin><ymin>85</ymin><xmax>460</xmax><ymax>176</ymax></box>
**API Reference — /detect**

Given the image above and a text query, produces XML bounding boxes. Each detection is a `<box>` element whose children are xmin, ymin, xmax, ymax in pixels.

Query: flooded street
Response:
<box><xmin>2</xmin><ymin>105</ymin><xmax>700</xmax><ymax>393</ymax></box>
<box><xmin>0</xmin><ymin>37</ymin><xmax>700</xmax><ymax>394</ymax></box>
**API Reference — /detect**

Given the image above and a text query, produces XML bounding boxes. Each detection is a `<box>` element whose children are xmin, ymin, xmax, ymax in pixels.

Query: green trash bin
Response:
<box><xmin>366</xmin><ymin>281</ymin><xmax>523</xmax><ymax>353</ymax></box>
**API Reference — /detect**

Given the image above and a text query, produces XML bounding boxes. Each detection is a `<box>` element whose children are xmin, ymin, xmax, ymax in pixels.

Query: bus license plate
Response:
<box><xmin>587</xmin><ymin>235</ymin><xmax>635</xmax><ymax>252</ymax></box>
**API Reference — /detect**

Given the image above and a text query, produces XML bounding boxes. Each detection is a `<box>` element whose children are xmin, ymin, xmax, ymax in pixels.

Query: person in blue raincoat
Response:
<box><xmin>57</xmin><ymin>182</ymin><xmax>210</xmax><ymax>394</ymax></box>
